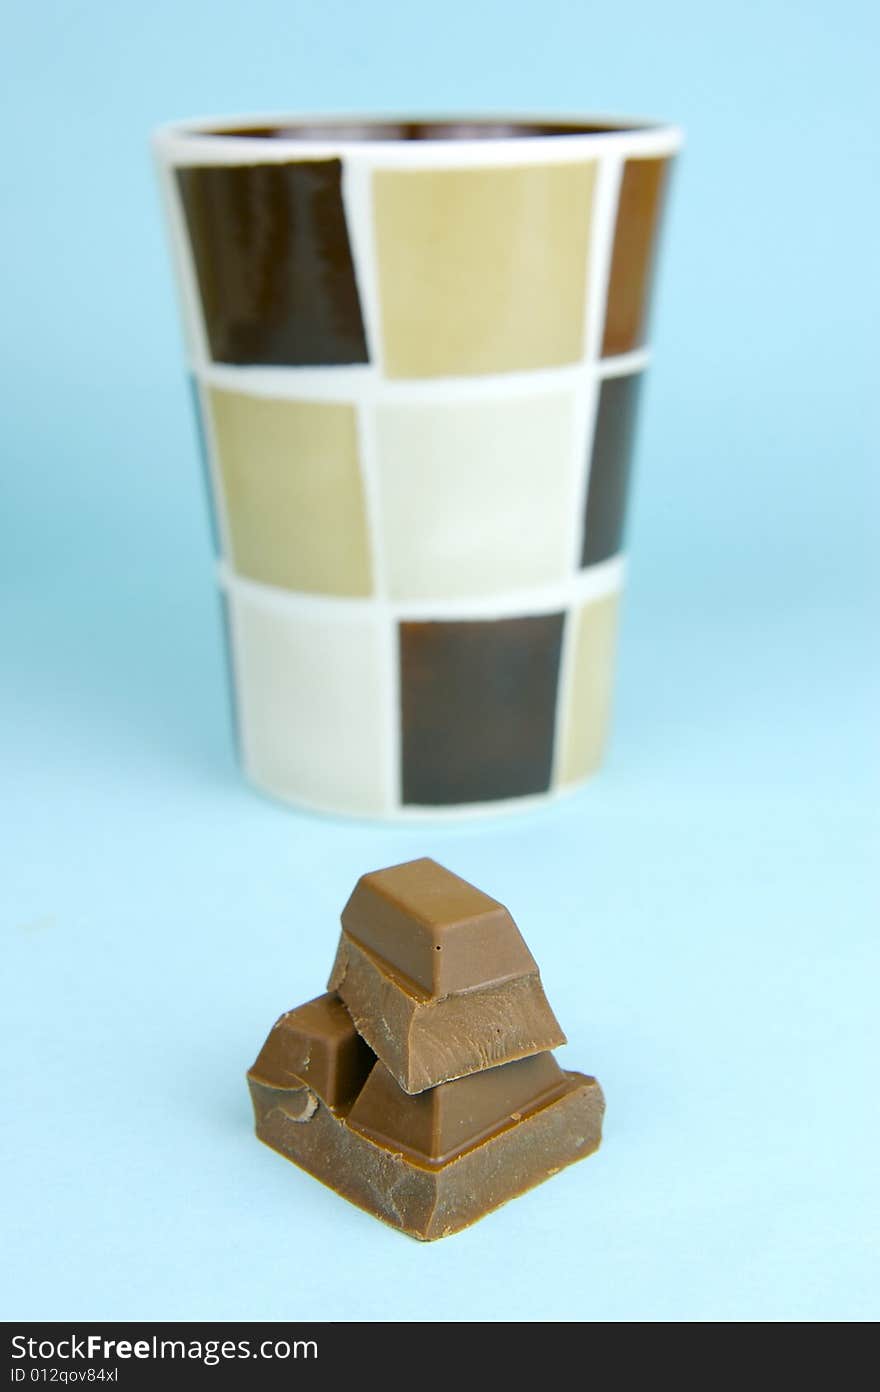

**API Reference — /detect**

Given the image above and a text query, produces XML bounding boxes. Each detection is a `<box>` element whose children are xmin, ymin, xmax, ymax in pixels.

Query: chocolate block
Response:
<box><xmin>342</xmin><ymin>857</ymin><xmax>537</xmax><ymax>994</ymax></box>
<box><xmin>347</xmin><ymin>1053</ymin><xmax>567</xmax><ymax>1165</ymax></box>
<box><xmin>328</xmin><ymin>859</ymin><xmax>565</xmax><ymax>1092</ymax></box>
<box><xmin>249</xmin><ymin>993</ymin><xmax>374</xmax><ymax>1111</ymax></box>
<box><xmin>249</xmin><ymin>1068</ymin><xmax>604</xmax><ymax>1241</ymax></box>
<box><xmin>247</xmin><ymin>858</ymin><xmax>605</xmax><ymax>1239</ymax></box>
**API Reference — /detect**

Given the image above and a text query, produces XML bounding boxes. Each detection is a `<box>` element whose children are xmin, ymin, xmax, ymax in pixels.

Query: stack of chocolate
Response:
<box><xmin>247</xmin><ymin>858</ymin><xmax>605</xmax><ymax>1240</ymax></box>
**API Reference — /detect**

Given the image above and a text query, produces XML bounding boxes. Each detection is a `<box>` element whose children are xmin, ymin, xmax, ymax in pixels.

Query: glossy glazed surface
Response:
<box><xmin>373</xmin><ymin>162</ymin><xmax>594</xmax><ymax>378</ymax></box>
<box><xmin>207</xmin><ymin>389</ymin><xmax>372</xmax><ymax>595</ymax></box>
<box><xmin>177</xmin><ymin>159</ymin><xmax>368</xmax><ymax>365</ymax></box>
<box><xmin>399</xmin><ymin>615</ymin><xmax>565</xmax><ymax>805</ymax></box>
<box><xmin>602</xmin><ymin>157</ymin><xmax>670</xmax><ymax>355</ymax></box>
<box><xmin>157</xmin><ymin>117</ymin><xmax>680</xmax><ymax>815</ymax></box>
<box><xmin>374</xmin><ymin>394</ymin><xmax>577</xmax><ymax>599</ymax></box>
<box><xmin>582</xmin><ymin>373</ymin><xmax>645</xmax><ymax>566</ymax></box>
<box><xmin>558</xmin><ymin>594</ymin><xmax>620</xmax><ymax>784</ymax></box>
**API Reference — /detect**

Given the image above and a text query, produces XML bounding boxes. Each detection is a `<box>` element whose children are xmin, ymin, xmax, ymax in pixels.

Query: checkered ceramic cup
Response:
<box><xmin>154</xmin><ymin>115</ymin><xmax>682</xmax><ymax>819</ymax></box>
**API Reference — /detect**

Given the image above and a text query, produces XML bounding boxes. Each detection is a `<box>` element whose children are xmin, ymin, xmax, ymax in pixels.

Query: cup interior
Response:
<box><xmin>187</xmin><ymin>117</ymin><xmax>656</xmax><ymax>141</ymax></box>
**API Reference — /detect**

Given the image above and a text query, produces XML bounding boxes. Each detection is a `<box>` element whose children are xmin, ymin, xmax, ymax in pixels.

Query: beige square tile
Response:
<box><xmin>375</xmin><ymin>393</ymin><xmax>577</xmax><ymax>600</ymax></box>
<box><xmin>373</xmin><ymin>162</ymin><xmax>595</xmax><ymax>378</ymax></box>
<box><xmin>231</xmin><ymin>591</ymin><xmax>388</xmax><ymax>815</ymax></box>
<box><xmin>207</xmin><ymin>388</ymin><xmax>372</xmax><ymax>596</ymax></box>
<box><xmin>558</xmin><ymin>593</ymin><xmax>620</xmax><ymax>784</ymax></box>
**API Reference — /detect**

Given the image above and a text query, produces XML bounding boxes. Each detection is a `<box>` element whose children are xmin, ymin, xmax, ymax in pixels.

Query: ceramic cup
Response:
<box><xmin>154</xmin><ymin>114</ymin><xmax>682</xmax><ymax>819</ymax></box>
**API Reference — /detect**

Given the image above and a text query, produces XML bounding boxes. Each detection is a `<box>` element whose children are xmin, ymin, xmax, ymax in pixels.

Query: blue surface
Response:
<box><xmin>2</xmin><ymin>0</ymin><xmax>877</xmax><ymax>1322</ymax></box>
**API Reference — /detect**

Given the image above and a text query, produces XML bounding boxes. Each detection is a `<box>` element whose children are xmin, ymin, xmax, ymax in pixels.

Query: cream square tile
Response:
<box><xmin>375</xmin><ymin>393</ymin><xmax>577</xmax><ymax>600</ymax></box>
<box><xmin>230</xmin><ymin>592</ymin><xmax>388</xmax><ymax>815</ymax></box>
<box><xmin>373</xmin><ymin>163</ymin><xmax>595</xmax><ymax>378</ymax></box>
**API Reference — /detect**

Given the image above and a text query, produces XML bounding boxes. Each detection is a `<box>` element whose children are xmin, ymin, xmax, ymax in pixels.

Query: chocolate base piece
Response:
<box><xmin>329</xmin><ymin>930</ymin><xmax>566</xmax><ymax>1094</ymax></box>
<box><xmin>249</xmin><ymin>1070</ymin><xmax>604</xmax><ymax>1241</ymax></box>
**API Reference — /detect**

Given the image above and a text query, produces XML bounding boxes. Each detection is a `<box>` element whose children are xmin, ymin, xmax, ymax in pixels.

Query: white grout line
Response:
<box><xmin>584</xmin><ymin>154</ymin><xmax>622</xmax><ymax>365</ymax></box>
<box><xmin>353</xmin><ymin>396</ymin><xmax>399</xmax><ymax>814</ymax></box>
<box><xmin>191</xmin><ymin>352</ymin><xmax>650</xmax><ymax>402</ymax></box>
<box><xmin>216</xmin><ymin>555</ymin><xmax>626</xmax><ymax>623</ymax></box>
<box><xmin>193</xmin><ymin>358</ymin><xmax>590</xmax><ymax>402</ymax></box>
<box><xmin>353</xmin><ymin>402</ymin><xmax>387</xmax><ymax>601</ymax></box>
<box><xmin>599</xmin><ymin>348</ymin><xmax>651</xmax><ymax>378</ymax></box>
<box><xmin>193</xmin><ymin>363</ymin><xmax>378</xmax><ymax>399</ymax></box>
<box><xmin>342</xmin><ymin>155</ymin><xmax>385</xmax><ymax>377</ymax></box>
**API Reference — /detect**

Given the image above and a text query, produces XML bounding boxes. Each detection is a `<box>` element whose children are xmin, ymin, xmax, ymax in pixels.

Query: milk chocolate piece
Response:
<box><xmin>342</xmin><ymin>858</ymin><xmax>537</xmax><ymax>994</ymax></box>
<box><xmin>347</xmin><ymin>1053</ymin><xmax>567</xmax><ymax>1165</ymax></box>
<box><xmin>329</xmin><ymin>933</ymin><xmax>566</xmax><ymax>1095</ymax></box>
<box><xmin>249</xmin><ymin>993</ymin><xmax>374</xmax><ymax>1111</ymax></box>
<box><xmin>247</xmin><ymin>859</ymin><xmax>605</xmax><ymax>1239</ymax></box>
<box><xmin>249</xmin><ymin>1066</ymin><xmax>604</xmax><ymax>1241</ymax></box>
<box><xmin>328</xmin><ymin>859</ymin><xmax>565</xmax><ymax>1092</ymax></box>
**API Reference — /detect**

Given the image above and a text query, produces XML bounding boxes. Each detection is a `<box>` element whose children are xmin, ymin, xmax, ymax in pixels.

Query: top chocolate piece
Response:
<box><xmin>340</xmin><ymin>857</ymin><xmax>537</xmax><ymax>998</ymax></box>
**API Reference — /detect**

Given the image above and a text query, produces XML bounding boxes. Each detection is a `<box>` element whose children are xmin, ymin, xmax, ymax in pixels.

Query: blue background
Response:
<box><xmin>2</xmin><ymin>0</ymin><xmax>877</xmax><ymax>1322</ymax></box>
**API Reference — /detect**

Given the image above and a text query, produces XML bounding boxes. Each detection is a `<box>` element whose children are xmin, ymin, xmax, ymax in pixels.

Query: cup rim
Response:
<box><xmin>153</xmin><ymin>111</ymin><xmax>684</xmax><ymax>164</ymax></box>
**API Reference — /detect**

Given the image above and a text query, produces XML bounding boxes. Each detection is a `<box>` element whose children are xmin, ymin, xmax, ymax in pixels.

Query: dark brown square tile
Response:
<box><xmin>581</xmin><ymin>373</ymin><xmax>644</xmax><ymax>567</ymax></box>
<box><xmin>399</xmin><ymin>615</ymin><xmax>564</xmax><ymax>805</ymax></box>
<box><xmin>177</xmin><ymin>159</ymin><xmax>369</xmax><ymax>366</ymax></box>
<box><xmin>601</xmin><ymin>158</ymin><xmax>671</xmax><ymax>357</ymax></box>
